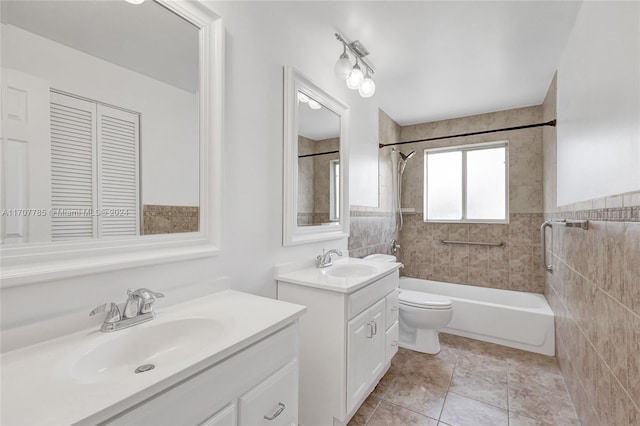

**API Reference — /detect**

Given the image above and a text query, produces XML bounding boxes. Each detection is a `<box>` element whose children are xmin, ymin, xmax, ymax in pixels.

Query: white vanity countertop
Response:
<box><xmin>0</xmin><ymin>290</ymin><xmax>306</xmax><ymax>426</ymax></box>
<box><xmin>276</xmin><ymin>257</ymin><xmax>402</xmax><ymax>293</ymax></box>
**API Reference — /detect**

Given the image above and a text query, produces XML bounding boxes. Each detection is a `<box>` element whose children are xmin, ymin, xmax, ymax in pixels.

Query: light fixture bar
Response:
<box><xmin>335</xmin><ymin>33</ymin><xmax>375</xmax><ymax>75</ymax></box>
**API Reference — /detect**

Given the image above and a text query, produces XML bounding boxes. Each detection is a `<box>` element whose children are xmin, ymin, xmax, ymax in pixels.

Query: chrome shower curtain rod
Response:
<box><xmin>298</xmin><ymin>150</ymin><xmax>339</xmax><ymax>159</ymax></box>
<box><xmin>378</xmin><ymin>119</ymin><xmax>556</xmax><ymax>149</ymax></box>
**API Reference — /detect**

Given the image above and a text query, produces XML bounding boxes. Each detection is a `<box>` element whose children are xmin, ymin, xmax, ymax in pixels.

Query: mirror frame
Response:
<box><xmin>0</xmin><ymin>0</ymin><xmax>224</xmax><ymax>287</ymax></box>
<box><xmin>283</xmin><ymin>66</ymin><xmax>350</xmax><ymax>246</ymax></box>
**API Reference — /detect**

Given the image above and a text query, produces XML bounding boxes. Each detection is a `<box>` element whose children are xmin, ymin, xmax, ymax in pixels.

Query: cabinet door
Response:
<box><xmin>385</xmin><ymin>321</ymin><xmax>399</xmax><ymax>365</ymax></box>
<box><xmin>201</xmin><ymin>403</ymin><xmax>236</xmax><ymax>426</ymax></box>
<box><xmin>368</xmin><ymin>299</ymin><xmax>386</xmax><ymax>380</ymax></box>
<box><xmin>346</xmin><ymin>307</ymin><xmax>373</xmax><ymax>413</ymax></box>
<box><xmin>238</xmin><ymin>360</ymin><xmax>298</xmax><ymax>426</ymax></box>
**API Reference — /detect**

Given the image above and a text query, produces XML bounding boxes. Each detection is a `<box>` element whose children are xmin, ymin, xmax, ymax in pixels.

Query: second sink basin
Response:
<box><xmin>66</xmin><ymin>317</ymin><xmax>225</xmax><ymax>384</ymax></box>
<box><xmin>323</xmin><ymin>264</ymin><xmax>378</xmax><ymax>278</ymax></box>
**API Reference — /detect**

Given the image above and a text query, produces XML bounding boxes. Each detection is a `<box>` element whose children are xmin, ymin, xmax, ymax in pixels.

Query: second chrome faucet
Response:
<box><xmin>316</xmin><ymin>249</ymin><xmax>343</xmax><ymax>268</ymax></box>
<box><xmin>90</xmin><ymin>288</ymin><xmax>164</xmax><ymax>332</ymax></box>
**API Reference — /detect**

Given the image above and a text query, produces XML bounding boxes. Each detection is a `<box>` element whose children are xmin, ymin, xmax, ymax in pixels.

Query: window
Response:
<box><xmin>424</xmin><ymin>142</ymin><xmax>508</xmax><ymax>223</ymax></box>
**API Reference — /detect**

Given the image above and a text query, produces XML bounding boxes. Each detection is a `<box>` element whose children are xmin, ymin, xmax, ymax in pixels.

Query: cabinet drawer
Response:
<box><xmin>385</xmin><ymin>290</ymin><xmax>399</xmax><ymax>330</ymax></box>
<box><xmin>238</xmin><ymin>360</ymin><xmax>298</xmax><ymax>426</ymax></box>
<box><xmin>385</xmin><ymin>322</ymin><xmax>399</xmax><ymax>365</ymax></box>
<box><xmin>348</xmin><ymin>270</ymin><xmax>399</xmax><ymax>319</ymax></box>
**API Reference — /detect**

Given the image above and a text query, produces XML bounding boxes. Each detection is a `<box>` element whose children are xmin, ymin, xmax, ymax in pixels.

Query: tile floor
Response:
<box><xmin>348</xmin><ymin>333</ymin><xmax>580</xmax><ymax>426</ymax></box>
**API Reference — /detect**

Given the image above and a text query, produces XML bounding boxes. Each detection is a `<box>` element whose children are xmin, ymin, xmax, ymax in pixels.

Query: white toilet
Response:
<box><xmin>363</xmin><ymin>253</ymin><xmax>454</xmax><ymax>355</ymax></box>
<box><xmin>398</xmin><ymin>289</ymin><xmax>453</xmax><ymax>354</ymax></box>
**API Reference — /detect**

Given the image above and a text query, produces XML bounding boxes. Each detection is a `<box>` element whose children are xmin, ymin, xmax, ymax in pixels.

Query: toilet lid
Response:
<box><xmin>399</xmin><ymin>289</ymin><xmax>453</xmax><ymax>309</ymax></box>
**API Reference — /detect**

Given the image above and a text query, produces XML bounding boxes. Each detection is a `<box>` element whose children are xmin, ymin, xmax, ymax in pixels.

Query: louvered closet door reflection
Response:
<box><xmin>50</xmin><ymin>92</ymin><xmax>97</xmax><ymax>241</ymax></box>
<box><xmin>97</xmin><ymin>105</ymin><xmax>140</xmax><ymax>237</ymax></box>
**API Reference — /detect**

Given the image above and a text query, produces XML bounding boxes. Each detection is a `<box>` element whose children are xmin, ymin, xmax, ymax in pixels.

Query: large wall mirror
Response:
<box><xmin>283</xmin><ymin>67</ymin><xmax>349</xmax><ymax>246</ymax></box>
<box><xmin>0</xmin><ymin>1</ymin><xmax>223</xmax><ymax>286</ymax></box>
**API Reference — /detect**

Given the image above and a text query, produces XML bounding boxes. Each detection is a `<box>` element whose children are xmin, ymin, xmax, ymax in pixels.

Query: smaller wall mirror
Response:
<box><xmin>283</xmin><ymin>67</ymin><xmax>349</xmax><ymax>246</ymax></box>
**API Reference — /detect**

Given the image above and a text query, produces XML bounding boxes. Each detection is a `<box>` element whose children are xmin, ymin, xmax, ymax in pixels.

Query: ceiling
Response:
<box><xmin>2</xmin><ymin>1</ymin><xmax>583</xmax><ymax>125</ymax></box>
<box><xmin>1</xmin><ymin>0</ymin><xmax>198</xmax><ymax>93</ymax></box>
<box><xmin>276</xmin><ymin>1</ymin><xmax>582</xmax><ymax>125</ymax></box>
<box><xmin>298</xmin><ymin>99</ymin><xmax>341</xmax><ymax>141</ymax></box>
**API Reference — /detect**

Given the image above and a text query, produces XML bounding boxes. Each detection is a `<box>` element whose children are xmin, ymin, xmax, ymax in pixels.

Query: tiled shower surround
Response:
<box><xmin>393</xmin><ymin>105</ymin><xmax>546</xmax><ymax>293</ymax></box>
<box><xmin>399</xmin><ymin>213</ymin><xmax>545</xmax><ymax>293</ymax></box>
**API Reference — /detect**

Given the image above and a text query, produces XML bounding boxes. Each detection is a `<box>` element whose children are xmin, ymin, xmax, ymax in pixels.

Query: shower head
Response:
<box><xmin>400</xmin><ymin>151</ymin><xmax>416</xmax><ymax>161</ymax></box>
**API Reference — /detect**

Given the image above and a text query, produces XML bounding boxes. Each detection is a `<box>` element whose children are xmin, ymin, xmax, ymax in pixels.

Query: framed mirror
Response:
<box><xmin>283</xmin><ymin>67</ymin><xmax>349</xmax><ymax>246</ymax></box>
<box><xmin>0</xmin><ymin>1</ymin><xmax>223</xmax><ymax>286</ymax></box>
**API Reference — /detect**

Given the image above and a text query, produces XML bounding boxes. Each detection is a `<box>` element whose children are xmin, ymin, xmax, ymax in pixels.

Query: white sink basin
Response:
<box><xmin>323</xmin><ymin>264</ymin><xmax>378</xmax><ymax>278</ymax></box>
<box><xmin>68</xmin><ymin>318</ymin><xmax>224</xmax><ymax>384</ymax></box>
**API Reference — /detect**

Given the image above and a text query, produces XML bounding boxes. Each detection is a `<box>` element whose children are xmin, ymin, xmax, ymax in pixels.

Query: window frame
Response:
<box><xmin>423</xmin><ymin>141</ymin><xmax>509</xmax><ymax>224</ymax></box>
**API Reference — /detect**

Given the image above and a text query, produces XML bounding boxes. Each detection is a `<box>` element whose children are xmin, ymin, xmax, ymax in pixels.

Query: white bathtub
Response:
<box><xmin>399</xmin><ymin>277</ymin><xmax>555</xmax><ymax>356</ymax></box>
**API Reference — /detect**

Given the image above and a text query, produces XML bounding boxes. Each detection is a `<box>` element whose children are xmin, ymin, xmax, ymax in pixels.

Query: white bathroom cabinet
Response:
<box><xmin>277</xmin><ymin>269</ymin><xmax>400</xmax><ymax>426</ymax></box>
<box><xmin>104</xmin><ymin>324</ymin><xmax>299</xmax><ymax>426</ymax></box>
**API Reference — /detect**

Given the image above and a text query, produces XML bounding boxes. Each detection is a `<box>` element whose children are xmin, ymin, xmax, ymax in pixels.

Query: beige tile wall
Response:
<box><xmin>542</xmin><ymin>73</ymin><xmax>640</xmax><ymax>425</ymax></box>
<box><xmin>400</xmin><ymin>213</ymin><xmax>544</xmax><ymax>293</ymax></box>
<box><xmin>396</xmin><ymin>106</ymin><xmax>546</xmax><ymax>293</ymax></box>
<box><xmin>142</xmin><ymin>205</ymin><xmax>199</xmax><ymax>234</ymax></box>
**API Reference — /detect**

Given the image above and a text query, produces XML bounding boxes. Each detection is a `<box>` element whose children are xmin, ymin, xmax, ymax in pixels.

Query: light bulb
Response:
<box><xmin>346</xmin><ymin>62</ymin><xmax>364</xmax><ymax>90</ymax></box>
<box><xmin>298</xmin><ymin>92</ymin><xmax>309</xmax><ymax>103</ymax></box>
<box><xmin>334</xmin><ymin>51</ymin><xmax>352</xmax><ymax>80</ymax></box>
<box><xmin>358</xmin><ymin>74</ymin><xmax>376</xmax><ymax>98</ymax></box>
<box><xmin>308</xmin><ymin>100</ymin><xmax>321</xmax><ymax>110</ymax></box>
<box><xmin>125</xmin><ymin>0</ymin><xmax>145</xmax><ymax>4</ymax></box>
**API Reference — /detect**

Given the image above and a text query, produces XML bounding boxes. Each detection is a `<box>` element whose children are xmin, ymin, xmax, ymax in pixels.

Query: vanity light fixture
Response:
<box><xmin>334</xmin><ymin>33</ymin><xmax>375</xmax><ymax>98</ymax></box>
<box><xmin>125</xmin><ymin>0</ymin><xmax>145</xmax><ymax>4</ymax></box>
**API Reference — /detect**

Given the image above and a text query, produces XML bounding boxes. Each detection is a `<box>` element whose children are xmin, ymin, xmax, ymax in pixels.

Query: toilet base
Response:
<box><xmin>399</xmin><ymin>328</ymin><xmax>442</xmax><ymax>355</ymax></box>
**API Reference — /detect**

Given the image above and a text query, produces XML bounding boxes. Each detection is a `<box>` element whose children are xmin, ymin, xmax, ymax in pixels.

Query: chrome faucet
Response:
<box><xmin>90</xmin><ymin>288</ymin><xmax>164</xmax><ymax>332</ymax></box>
<box><xmin>316</xmin><ymin>249</ymin><xmax>343</xmax><ymax>268</ymax></box>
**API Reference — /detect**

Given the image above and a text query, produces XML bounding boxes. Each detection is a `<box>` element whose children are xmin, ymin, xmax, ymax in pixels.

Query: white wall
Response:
<box><xmin>1</xmin><ymin>24</ymin><xmax>199</xmax><ymax>206</ymax></box>
<box><xmin>1</xmin><ymin>2</ymin><xmax>382</xmax><ymax>343</ymax></box>
<box><xmin>556</xmin><ymin>1</ymin><xmax>640</xmax><ymax>205</ymax></box>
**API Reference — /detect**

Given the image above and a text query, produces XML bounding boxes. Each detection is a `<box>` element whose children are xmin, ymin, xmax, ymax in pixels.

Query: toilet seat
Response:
<box><xmin>399</xmin><ymin>289</ymin><xmax>453</xmax><ymax>310</ymax></box>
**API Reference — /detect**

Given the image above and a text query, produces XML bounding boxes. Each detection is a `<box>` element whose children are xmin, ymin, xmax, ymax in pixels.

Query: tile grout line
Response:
<box><xmin>506</xmin><ymin>362</ymin><xmax>510</xmax><ymax>426</ymax></box>
<box><xmin>436</xmin><ymin>351</ymin><xmax>458</xmax><ymax>423</ymax></box>
<box><xmin>363</xmin><ymin>376</ymin><xmax>395</xmax><ymax>426</ymax></box>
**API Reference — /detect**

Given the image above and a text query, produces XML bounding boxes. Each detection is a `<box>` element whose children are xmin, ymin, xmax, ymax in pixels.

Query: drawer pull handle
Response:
<box><xmin>391</xmin><ymin>341</ymin><xmax>398</xmax><ymax>347</ymax></box>
<box><xmin>373</xmin><ymin>320</ymin><xmax>378</xmax><ymax>335</ymax></box>
<box><xmin>367</xmin><ymin>322</ymin><xmax>374</xmax><ymax>338</ymax></box>
<box><xmin>264</xmin><ymin>402</ymin><xmax>286</xmax><ymax>420</ymax></box>
<box><xmin>391</xmin><ymin>306</ymin><xmax>399</xmax><ymax>312</ymax></box>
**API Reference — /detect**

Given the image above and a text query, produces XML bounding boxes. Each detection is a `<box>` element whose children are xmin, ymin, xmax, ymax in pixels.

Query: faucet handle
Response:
<box><xmin>128</xmin><ymin>288</ymin><xmax>165</xmax><ymax>314</ymax></box>
<box><xmin>89</xmin><ymin>302</ymin><xmax>121</xmax><ymax>323</ymax></box>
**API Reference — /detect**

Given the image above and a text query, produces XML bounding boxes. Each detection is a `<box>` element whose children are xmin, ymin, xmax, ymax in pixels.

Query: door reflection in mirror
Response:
<box><xmin>297</xmin><ymin>90</ymin><xmax>340</xmax><ymax>226</ymax></box>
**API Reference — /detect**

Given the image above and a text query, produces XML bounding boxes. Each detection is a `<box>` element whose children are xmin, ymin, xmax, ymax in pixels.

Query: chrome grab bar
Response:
<box><xmin>440</xmin><ymin>240</ymin><xmax>504</xmax><ymax>247</ymax></box>
<box><xmin>540</xmin><ymin>219</ymin><xmax>589</xmax><ymax>273</ymax></box>
<box><xmin>540</xmin><ymin>220</ymin><xmax>553</xmax><ymax>272</ymax></box>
